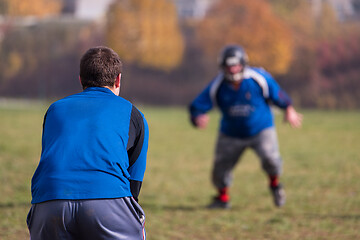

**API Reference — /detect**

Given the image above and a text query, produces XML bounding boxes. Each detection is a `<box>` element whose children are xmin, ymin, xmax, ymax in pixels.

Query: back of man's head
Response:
<box><xmin>80</xmin><ymin>46</ymin><xmax>122</xmax><ymax>89</ymax></box>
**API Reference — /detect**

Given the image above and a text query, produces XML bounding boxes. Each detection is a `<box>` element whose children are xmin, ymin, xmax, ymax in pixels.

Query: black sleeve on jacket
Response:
<box><xmin>130</xmin><ymin>180</ymin><xmax>142</xmax><ymax>202</ymax></box>
<box><xmin>126</xmin><ymin>105</ymin><xmax>146</xmax><ymax>200</ymax></box>
<box><xmin>40</xmin><ymin>110</ymin><xmax>49</xmax><ymax>155</ymax></box>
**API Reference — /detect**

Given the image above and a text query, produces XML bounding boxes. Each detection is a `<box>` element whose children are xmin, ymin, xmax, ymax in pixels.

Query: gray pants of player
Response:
<box><xmin>27</xmin><ymin>197</ymin><xmax>145</xmax><ymax>240</ymax></box>
<box><xmin>212</xmin><ymin>127</ymin><xmax>282</xmax><ymax>189</ymax></box>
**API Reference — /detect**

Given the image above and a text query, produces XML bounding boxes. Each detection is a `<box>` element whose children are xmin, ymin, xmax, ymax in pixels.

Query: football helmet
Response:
<box><xmin>218</xmin><ymin>45</ymin><xmax>249</xmax><ymax>82</ymax></box>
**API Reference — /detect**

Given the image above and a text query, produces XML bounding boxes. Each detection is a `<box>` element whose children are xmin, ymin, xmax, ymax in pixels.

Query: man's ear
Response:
<box><xmin>115</xmin><ymin>73</ymin><xmax>121</xmax><ymax>88</ymax></box>
<box><xmin>79</xmin><ymin>76</ymin><xmax>85</xmax><ymax>89</ymax></box>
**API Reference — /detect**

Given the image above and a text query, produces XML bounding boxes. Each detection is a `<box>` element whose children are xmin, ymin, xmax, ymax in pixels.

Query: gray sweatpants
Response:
<box><xmin>27</xmin><ymin>197</ymin><xmax>145</xmax><ymax>240</ymax></box>
<box><xmin>212</xmin><ymin>127</ymin><xmax>282</xmax><ymax>189</ymax></box>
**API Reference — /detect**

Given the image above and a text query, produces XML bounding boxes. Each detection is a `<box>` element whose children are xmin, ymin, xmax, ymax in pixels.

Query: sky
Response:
<box><xmin>75</xmin><ymin>0</ymin><xmax>114</xmax><ymax>20</ymax></box>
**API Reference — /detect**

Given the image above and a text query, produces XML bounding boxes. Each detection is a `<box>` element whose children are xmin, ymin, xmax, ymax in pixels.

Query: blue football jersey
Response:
<box><xmin>31</xmin><ymin>87</ymin><xmax>149</xmax><ymax>203</ymax></box>
<box><xmin>189</xmin><ymin>67</ymin><xmax>292</xmax><ymax>138</ymax></box>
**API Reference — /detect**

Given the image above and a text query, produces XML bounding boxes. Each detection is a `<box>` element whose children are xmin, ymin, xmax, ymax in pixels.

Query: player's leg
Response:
<box><xmin>209</xmin><ymin>133</ymin><xmax>246</xmax><ymax>208</ymax></box>
<box><xmin>251</xmin><ymin>127</ymin><xmax>285</xmax><ymax>207</ymax></box>
<box><xmin>77</xmin><ymin>197</ymin><xmax>146</xmax><ymax>240</ymax></box>
<box><xmin>27</xmin><ymin>200</ymin><xmax>78</xmax><ymax>240</ymax></box>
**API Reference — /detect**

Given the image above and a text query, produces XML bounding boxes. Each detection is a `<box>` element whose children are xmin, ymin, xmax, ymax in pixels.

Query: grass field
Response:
<box><xmin>0</xmin><ymin>100</ymin><xmax>359</xmax><ymax>240</ymax></box>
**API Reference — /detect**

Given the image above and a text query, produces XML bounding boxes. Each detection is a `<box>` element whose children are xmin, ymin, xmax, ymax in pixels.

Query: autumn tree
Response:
<box><xmin>195</xmin><ymin>0</ymin><xmax>293</xmax><ymax>75</ymax></box>
<box><xmin>106</xmin><ymin>0</ymin><xmax>184</xmax><ymax>71</ymax></box>
<box><xmin>0</xmin><ymin>0</ymin><xmax>62</xmax><ymax>17</ymax></box>
<box><xmin>0</xmin><ymin>20</ymin><xmax>103</xmax><ymax>98</ymax></box>
<box><xmin>270</xmin><ymin>0</ymin><xmax>360</xmax><ymax>108</ymax></box>
<box><xmin>270</xmin><ymin>0</ymin><xmax>302</xmax><ymax>15</ymax></box>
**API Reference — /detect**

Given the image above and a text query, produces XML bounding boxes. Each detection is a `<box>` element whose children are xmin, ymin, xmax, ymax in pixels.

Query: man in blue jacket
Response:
<box><xmin>27</xmin><ymin>46</ymin><xmax>149</xmax><ymax>239</ymax></box>
<box><xmin>189</xmin><ymin>45</ymin><xmax>302</xmax><ymax>209</ymax></box>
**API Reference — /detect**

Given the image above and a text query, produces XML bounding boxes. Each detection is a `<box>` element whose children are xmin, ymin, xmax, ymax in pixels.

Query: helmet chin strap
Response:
<box><xmin>225</xmin><ymin>72</ymin><xmax>243</xmax><ymax>83</ymax></box>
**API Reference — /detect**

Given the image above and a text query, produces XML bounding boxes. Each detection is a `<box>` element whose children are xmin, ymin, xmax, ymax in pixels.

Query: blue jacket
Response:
<box><xmin>189</xmin><ymin>67</ymin><xmax>292</xmax><ymax>138</ymax></box>
<box><xmin>31</xmin><ymin>87</ymin><xmax>149</xmax><ymax>203</ymax></box>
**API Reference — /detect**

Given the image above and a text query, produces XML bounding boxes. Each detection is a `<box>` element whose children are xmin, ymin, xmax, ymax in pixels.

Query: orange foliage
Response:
<box><xmin>196</xmin><ymin>0</ymin><xmax>293</xmax><ymax>75</ymax></box>
<box><xmin>0</xmin><ymin>0</ymin><xmax>62</xmax><ymax>17</ymax></box>
<box><xmin>106</xmin><ymin>0</ymin><xmax>184</xmax><ymax>71</ymax></box>
<box><xmin>270</xmin><ymin>0</ymin><xmax>360</xmax><ymax>108</ymax></box>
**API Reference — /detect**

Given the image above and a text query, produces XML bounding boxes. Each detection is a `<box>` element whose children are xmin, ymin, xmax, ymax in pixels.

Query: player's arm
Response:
<box><xmin>191</xmin><ymin>114</ymin><xmax>210</xmax><ymax>129</ymax></box>
<box><xmin>284</xmin><ymin>105</ymin><xmax>303</xmax><ymax>128</ymax></box>
<box><xmin>40</xmin><ymin>110</ymin><xmax>49</xmax><ymax>154</ymax></box>
<box><xmin>189</xmin><ymin>82</ymin><xmax>216</xmax><ymax>129</ymax></box>
<box><xmin>127</xmin><ymin>106</ymin><xmax>149</xmax><ymax>202</ymax></box>
<box><xmin>263</xmin><ymin>70</ymin><xmax>303</xmax><ymax>128</ymax></box>
<box><xmin>41</xmin><ymin>105</ymin><xmax>56</xmax><ymax>154</ymax></box>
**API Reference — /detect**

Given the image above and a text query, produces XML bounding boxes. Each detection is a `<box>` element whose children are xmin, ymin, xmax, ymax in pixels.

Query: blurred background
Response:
<box><xmin>1</xmin><ymin>2</ymin><xmax>360</xmax><ymax>239</ymax></box>
<box><xmin>0</xmin><ymin>0</ymin><xmax>359</xmax><ymax>108</ymax></box>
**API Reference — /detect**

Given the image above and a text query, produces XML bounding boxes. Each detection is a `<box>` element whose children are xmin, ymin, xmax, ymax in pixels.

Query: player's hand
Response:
<box><xmin>284</xmin><ymin>106</ymin><xmax>303</xmax><ymax>128</ymax></box>
<box><xmin>193</xmin><ymin>114</ymin><xmax>210</xmax><ymax>129</ymax></box>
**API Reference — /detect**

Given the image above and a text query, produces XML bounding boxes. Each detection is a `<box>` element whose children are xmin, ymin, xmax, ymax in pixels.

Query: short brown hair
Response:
<box><xmin>80</xmin><ymin>46</ymin><xmax>122</xmax><ymax>89</ymax></box>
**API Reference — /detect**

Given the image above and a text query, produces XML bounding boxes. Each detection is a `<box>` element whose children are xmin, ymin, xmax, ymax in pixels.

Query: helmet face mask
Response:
<box><xmin>219</xmin><ymin>45</ymin><xmax>248</xmax><ymax>82</ymax></box>
<box><xmin>225</xmin><ymin>71</ymin><xmax>243</xmax><ymax>82</ymax></box>
<box><xmin>223</xmin><ymin>64</ymin><xmax>244</xmax><ymax>82</ymax></box>
<box><xmin>225</xmin><ymin>56</ymin><xmax>241</xmax><ymax>66</ymax></box>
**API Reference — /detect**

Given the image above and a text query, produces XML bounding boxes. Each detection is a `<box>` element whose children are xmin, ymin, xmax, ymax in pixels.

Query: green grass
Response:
<box><xmin>0</xmin><ymin>102</ymin><xmax>359</xmax><ymax>240</ymax></box>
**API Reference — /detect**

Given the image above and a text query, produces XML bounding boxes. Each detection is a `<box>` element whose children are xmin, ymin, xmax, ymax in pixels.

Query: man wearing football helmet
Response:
<box><xmin>189</xmin><ymin>44</ymin><xmax>302</xmax><ymax>209</ymax></box>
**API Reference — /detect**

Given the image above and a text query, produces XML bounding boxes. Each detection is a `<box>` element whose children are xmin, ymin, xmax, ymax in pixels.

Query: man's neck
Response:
<box><xmin>231</xmin><ymin>81</ymin><xmax>241</xmax><ymax>90</ymax></box>
<box><xmin>103</xmin><ymin>86</ymin><xmax>119</xmax><ymax>95</ymax></box>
